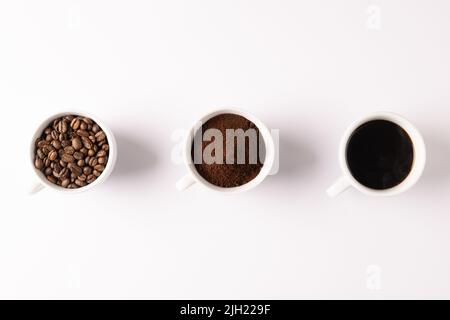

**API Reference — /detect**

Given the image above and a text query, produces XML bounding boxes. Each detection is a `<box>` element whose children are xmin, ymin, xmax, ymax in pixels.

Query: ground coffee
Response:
<box><xmin>192</xmin><ymin>113</ymin><xmax>264</xmax><ymax>188</ymax></box>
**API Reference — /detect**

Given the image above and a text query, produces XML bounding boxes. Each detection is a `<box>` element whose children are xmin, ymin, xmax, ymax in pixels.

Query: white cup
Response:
<box><xmin>327</xmin><ymin>112</ymin><xmax>426</xmax><ymax>197</ymax></box>
<box><xmin>176</xmin><ymin>108</ymin><xmax>276</xmax><ymax>193</ymax></box>
<box><xmin>30</xmin><ymin>110</ymin><xmax>117</xmax><ymax>195</ymax></box>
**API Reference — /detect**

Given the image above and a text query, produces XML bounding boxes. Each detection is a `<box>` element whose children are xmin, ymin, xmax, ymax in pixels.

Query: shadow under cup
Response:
<box><xmin>190</xmin><ymin>113</ymin><xmax>267</xmax><ymax>189</ymax></box>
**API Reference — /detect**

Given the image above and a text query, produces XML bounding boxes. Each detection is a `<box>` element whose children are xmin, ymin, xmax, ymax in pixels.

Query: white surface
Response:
<box><xmin>1</xmin><ymin>0</ymin><xmax>450</xmax><ymax>299</ymax></box>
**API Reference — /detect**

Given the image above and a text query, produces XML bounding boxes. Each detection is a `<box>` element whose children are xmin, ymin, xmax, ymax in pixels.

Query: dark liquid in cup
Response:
<box><xmin>346</xmin><ymin>120</ymin><xmax>414</xmax><ymax>190</ymax></box>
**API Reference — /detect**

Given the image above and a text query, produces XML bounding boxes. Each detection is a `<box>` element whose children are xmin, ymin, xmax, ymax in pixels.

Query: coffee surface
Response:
<box><xmin>192</xmin><ymin>114</ymin><xmax>264</xmax><ymax>188</ymax></box>
<box><xmin>346</xmin><ymin>120</ymin><xmax>414</xmax><ymax>190</ymax></box>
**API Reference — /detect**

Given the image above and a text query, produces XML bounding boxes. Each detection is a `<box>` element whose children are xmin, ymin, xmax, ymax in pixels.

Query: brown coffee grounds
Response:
<box><xmin>192</xmin><ymin>113</ymin><xmax>264</xmax><ymax>188</ymax></box>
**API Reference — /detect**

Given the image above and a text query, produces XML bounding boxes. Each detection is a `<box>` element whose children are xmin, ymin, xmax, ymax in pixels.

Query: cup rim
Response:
<box><xmin>30</xmin><ymin>110</ymin><xmax>117</xmax><ymax>194</ymax></box>
<box><xmin>182</xmin><ymin>108</ymin><xmax>275</xmax><ymax>193</ymax></box>
<box><xmin>338</xmin><ymin>111</ymin><xmax>426</xmax><ymax>196</ymax></box>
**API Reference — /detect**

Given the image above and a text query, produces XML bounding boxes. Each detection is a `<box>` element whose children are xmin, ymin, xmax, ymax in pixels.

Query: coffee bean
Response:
<box><xmin>83</xmin><ymin>167</ymin><xmax>92</xmax><ymax>175</ymax></box>
<box><xmin>72</xmin><ymin>138</ymin><xmax>82</xmax><ymax>150</ymax></box>
<box><xmin>64</xmin><ymin>146</ymin><xmax>75</xmax><ymax>155</ymax></box>
<box><xmin>93</xmin><ymin>170</ymin><xmax>101</xmax><ymax>177</ymax></box>
<box><xmin>61</xmin><ymin>154</ymin><xmax>75</xmax><ymax>163</ymax></box>
<box><xmin>77</xmin><ymin>159</ymin><xmax>85</xmax><ymax>167</ymax></box>
<box><xmin>35</xmin><ymin>158</ymin><xmax>44</xmax><ymax>170</ymax></box>
<box><xmin>51</xmin><ymin>130</ymin><xmax>59</xmax><ymax>140</ymax></box>
<box><xmin>88</xmin><ymin>158</ymin><xmax>98</xmax><ymax>167</ymax></box>
<box><xmin>88</xmin><ymin>149</ymin><xmax>95</xmax><ymax>156</ymax></box>
<box><xmin>70</xmin><ymin>164</ymin><xmax>83</xmax><ymax>177</ymax></box>
<box><xmin>71</xmin><ymin>118</ymin><xmax>81</xmax><ymax>130</ymax></box>
<box><xmin>51</xmin><ymin>140</ymin><xmax>62</xmax><ymax>149</ymax></box>
<box><xmin>47</xmin><ymin>175</ymin><xmax>57</xmax><ymax>184</ymax></box>
<box><xmin>75</xmin><ymin>179</ymin><xmax>86</xmax><ymax>187</ymax></box>
<box><xmin>97</xmin><ymin>150</ymin><xmax>107</xmax><ymax>157</ymax></box>
<box><xmin>37</xmin><ymin>149</ymin><xmax>45</xmax><ymax>159</ymax></box>
<box><xmin>76</xmin><ymin>130</ymin><xmax>89</xmax><ymax>137</ymax></box>
<box><xmin>61</xmin><ymin>179</ymin><xmax>70</xmax><ymax>188</ymax></box>
<box><xmin>81</xmin><ymin>136</ymin><xmax>92</xmax><ymax>149</ymax></box>
<box><xmin>98</xmin><ymin>157</ymin><xmax>106</xmax><ymax>164</ymax></box>
<box><xmin>87</xmin><ymin>175</ymin><xmax>96</xmax><ymax>184</ymax></box>
<box><xmin>48</xmin><ymin>150</ymin><xmax>58</xmax><ymax>161</ymax></box>
<box><xmin>73</xmin><ymin>152</ymin><xmax>84</xmax><ymax>160</ymax></box>
<box><xmin>80</xmin><ymin>122</ymin><xmax>87</xmax><ymax>130</ymax></box>
<box><xmin>95</xmin><ymin>131</ymin><xmax>106</xmax><ymax>142</ymax></box>
<box><xmin>94</xmin><ymin>164</ymin><xmax>105</xmax><ymax>172</ymax></box>
<box><xmin>57</xmin><ymin>120</ymin><xmax>68</xmax><ymax>133</ymax></box>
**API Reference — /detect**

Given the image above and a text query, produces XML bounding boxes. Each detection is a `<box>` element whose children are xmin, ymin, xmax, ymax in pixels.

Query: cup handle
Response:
<box><xmin>30</xmin><ymin>181</ymin><xmax>45</xmax><ymax>195</ymax></box>
<box><xmin>327</xmin><ymin>176</ymin><xmax>351</xmax><ymax>198</ymax></box>
<box><xmin>176</xmin><ymin>174</ymin><xmax>196</xmax><ymax>191</ymax></box>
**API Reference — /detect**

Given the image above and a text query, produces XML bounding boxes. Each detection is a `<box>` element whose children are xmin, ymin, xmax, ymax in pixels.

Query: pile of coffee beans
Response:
<box><xmin>34</xmin><ymin>115</ymin><xmax>109</xmax><ymax>189</ymax></box>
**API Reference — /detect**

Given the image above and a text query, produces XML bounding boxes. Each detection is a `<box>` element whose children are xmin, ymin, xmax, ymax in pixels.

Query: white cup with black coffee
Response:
<box><xmin>327</xmin><ymin>112</ymin><xmax>426</xmax><ymax>197</ymax></box>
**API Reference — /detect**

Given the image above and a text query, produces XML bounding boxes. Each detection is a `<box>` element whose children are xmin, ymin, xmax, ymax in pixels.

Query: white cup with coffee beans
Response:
<box><xmin>30</xmin><ymin>111</ymin><xmax>117</xmax><ymax>194</ymax></box>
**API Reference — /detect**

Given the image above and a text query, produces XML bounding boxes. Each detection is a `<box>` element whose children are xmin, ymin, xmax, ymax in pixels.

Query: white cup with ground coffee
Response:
<box><xmin>30</xmin><ymin>111</ymin><xmax>117</xmax><ymax>194</ymax></box>
<box><xmin>177</xmin><ymin>108</ymin><xmax>275</xmax><ymax>193</ymax></box>
<box><xmin>327</xmin><ymin>112</ymin><xmax>426</xmax><ymax>197</ymax></box>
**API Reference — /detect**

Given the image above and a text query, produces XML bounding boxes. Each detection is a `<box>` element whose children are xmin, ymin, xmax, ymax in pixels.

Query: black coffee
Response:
<box><xmin>346</xmin><ymin>120</ymin><xmax>414</xmax><ymax>190</ymax></box>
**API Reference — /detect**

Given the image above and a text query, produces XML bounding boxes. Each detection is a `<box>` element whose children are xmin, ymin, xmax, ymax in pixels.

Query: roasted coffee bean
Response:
<box><xmin>57</xmin><ymin>120</ymin><xmax>68</xmax><ymax>133</ymax></box>
<box><xmin>94</xmin><ymin>164</ymin><xmax>105</xmax><ymax>172</ymax></box>
<box><xmin>64</xmin><ymin>146</ymin><xmax>75</xmax><ymax>155</ymax></box>
<box><xmin>75</xmin><ymin>179</ymin><xmax>86</xmax><ymax>187</ymax></box>
<box><xmin>35</xmin><ymin>158</ymin><xmax>44</xmax><ymax>170</ymax></box>
<box><xmin>51</xmin><ymin>130</ymin><xmax>59</xmax><ymax>140</ymax></box>
<box><xmin>88</xmin><ymin>158</ymin><xmax>98</xmax><ymax>167</ymax></box>
<box><xmin>93</xmin><ymin>170</ymin><xmax>101</xmax><ymax>177</ymax></box>
<box><xmin>47</xmin><ymin>175</ymin><xmax>57</xmax><ymax>184</ymax></box>
<box><xmin>76</xmin><ymin>129</ymin><xmax>89</xmax><ymax>137</ymax></box>
<box><xmin>72</xmin><ymin>138</ymin><xmax>82</xmax><ymax>150</ymax></box>
<box><xmin>51</xmin><ymin>140</ymin><xmax>62</xmax><ymax>149</ymax></box>
<box><xmin>81</xmin><ymin>136</ymin><xmax>92</xmax><ymax>149</ymax></box>
<box><xmin>80</xmin><ymin>122</ymin><xmax>87</xmax><ymax>130</ymax></box>
<box><xmin>70</xmin><ymin>164</ymin><xmax>83</xmax><ymax>177</ymax></box>
<box><xmin>83</xmin><ymin>167</ymin><xmax>92</xmax><ymax>175</ymax></box>
<box><xmin>37</xmin><ymin>149</ymin><xmax>45</xmax><ymax>159</ymax></box>
<box><xmin>48</xmin><ymin>150</ymin><xmax>58</xmax><ymax>161</ymax></box>
<box><xmin>61</xmin><ymin>154</ymin><xmax>75</xmax><ymax>163</ymax></box>
<box><xmin>77</xmin><ymin>159</ymin><xmax>85</xmax><ymax>167</ymax></box>
<box><xmin>95</xmin><ymin>131</ymin><xmax>106</xmax><ymax>142</ymax></box>
<box><xmin>71</xmin><ymin>118</ymin><xmax>81</xmax><ymax>130</ymax></box>
<box><xmin>61</xmin><ymin>179</ymin><xmax>70</xmax><ymax>188</ymax></box>
<box><xmin>73</xmin><ymin>152</ymin><xmax>84</xmax><ymax>160</ymax></box>
<box><xmin>88</xmin><ymin>149</ymin><xmax>95</xmax><ymax>156</ymax></box>
<box><xmin>97</xmin><ymin>150</ymin><xmax>107</xmax><ymax>157</ymax></box>
<box><xmin>87</xmin><ymin>175</ymin><xmax>96</xmax><ymax>184</ymax></box>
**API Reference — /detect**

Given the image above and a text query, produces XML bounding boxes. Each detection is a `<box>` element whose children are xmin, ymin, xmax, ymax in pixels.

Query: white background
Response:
<box><xmin>1</xmin><ymin>0</ymin><xmax>450</xmax><ymax>299</ymax></box>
